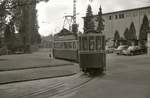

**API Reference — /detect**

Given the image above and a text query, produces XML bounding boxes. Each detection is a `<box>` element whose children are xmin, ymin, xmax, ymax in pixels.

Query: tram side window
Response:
<box><xmin>64</xmin><ymin>42</ymin><xmax>73</xmax><ymax>49</ymax></box>
<box><xmin>96</xmin><ymin>36</ymin><xmax>105</xmax><ymax>50</ymax></box>
<box><xmin>68</xmin><ymin>42</ymin><xmax>72</xmax><ymax>49</ymax></box>
<box><xmin>89</xmin><ymin>40</ymin><xmax>95</xmax><ymax>51</ymax></box>
<box><xmin>64</xmin><ymin>42</ymin><xmax>69</xmax><ymax>49</ymax></box>
<box><xmin>102</xmin><ymin>36</ymin><xmax>105</xmax><ymax>50</ymax></box>
<box><xmin>79</xmin><ymin>37</ymin><xmax>82</xmax><ymax>50</ymax></box>
<box><xmin>89</xmin><ymin>36</ymin><xmax>95</xmax><ymax>51</ymax></box>
<box><xmin>64</xmin><ymin>42</ymin><xmax>67</xmax><ymax>49</ymax></box>
<box><xmin>54</xmin><ymin>42</ymin><xmax>63</xmax><ymax>49</ymax></box>
<box><xmin>73</xmin><ymin>42</ymin><xmax>76</xmax><ymax>49</ymax></box>
<box><xmin>96</xmin><ymin>36</ymin><xmax>102</xmax><ymax>50</ymax></box>
<box><xmin>82</xmin><ymin>37</ymin><xmax>88</xmax><ymax>51</ymax></box>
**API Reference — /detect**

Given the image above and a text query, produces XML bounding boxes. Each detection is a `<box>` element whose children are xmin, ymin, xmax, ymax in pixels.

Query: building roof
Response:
<box><xmin>54</xmin><ymin>28</ymin><xmax>77</xmax><ymax>41</ymax></box>
<box><xmin>92</xmin><ymin>6</ymin><xmax>150</xmax><ymax>17</ymax></box>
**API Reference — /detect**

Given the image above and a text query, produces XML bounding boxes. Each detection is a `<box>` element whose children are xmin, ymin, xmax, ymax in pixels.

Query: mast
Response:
<box><xmin>73</xmin><ymin>0</ymin><xmax>76</xmax><ymax>24</ymax></box>
<box><xmin>72</xmin><ymin>0</ymin><xmax>78</xmax><ymax>33</ymax></box>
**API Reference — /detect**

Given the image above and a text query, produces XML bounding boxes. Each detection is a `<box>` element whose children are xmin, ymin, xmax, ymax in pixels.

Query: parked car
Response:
<box><xmin>123</xmin><ymin>46</ymin><xmax>146</xmax><ymax>56</ymax></box>
<box><xmin>114</xmin><ymin>45</ymin><xmax>128</xmax><ymax>55</ymax></box>
<box><xmin>14</xmin><ymin>51</ymin><xmax>24</xmax><ymax>54</ymax></box>
<box><xmin>105</xmin><ymin>46</ymin><xmax>115</xmax><ymax>53</ymax></box>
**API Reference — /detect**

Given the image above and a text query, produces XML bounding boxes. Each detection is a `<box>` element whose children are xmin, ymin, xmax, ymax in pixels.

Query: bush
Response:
<box><xmin>0</xmin><ymin>47</ymin><xmax>8</xmax><ymax>55</ymax></box>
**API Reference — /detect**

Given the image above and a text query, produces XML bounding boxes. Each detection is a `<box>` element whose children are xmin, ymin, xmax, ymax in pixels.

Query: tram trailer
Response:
<box><xmin>53</xmin><ymin>32</ymin><xmax>78</xmax><ymax>62</ymax></box>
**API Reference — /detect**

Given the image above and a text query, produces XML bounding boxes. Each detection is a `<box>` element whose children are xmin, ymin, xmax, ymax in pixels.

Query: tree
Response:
<box><xmin>114</xmin><ymin>30</ymin><xmax>120</xmax><ymax>47</ymax></box>
<box><xmin>124</xmin><ymin>28</ymin><xmax>129</xmax><ymax>40</ymax></box>
<box><xmin>4</xmin><ymin>21</ymin><xmax>16</xmax><ymax>51</ymax></box>
<box><xmin>129</xmin><ymin>22</ymin><xmax>137</xmax><ymax>41</ymax></box>
<box><xmin>139</xmin><ymin>15</ymin><xmax>149</xmax><ymax>47</ymax></box>
<box><xmin>0</xmin><ymin>2</ymin><xmax>6</xmax><ymax>48</ymax></box>
<box><xmin>124</xmin><ymin>22</ymin><xmax>137</xmax><ymax>41</ymax></box>
<box><xmin>0</xmin><ymin>0</ymin><xmax>9</xmax><ymax>34</ymax></box>
<box><xmin>84</xmin><ymin>4</ymin><xmax>95</xmax><ymax>33</ymax></box>
<box><xmin>139</xmin><ymin>15</ymin><xmax>149</xmax><ymax>41</ymax></box>
<box><xmin>0</xmin><ymin>0</ymin><xmax>48</xmax><ymax>52</ymax></box>
<box><xmin>96</xmin><ymin>6</ymin><xmax>104</xmax><ymax>34</ymax></box>
<box><xmin>8</xmin><ymin>0</ymin><xmax>46</xmax><ymax>52</ymax></box>
<box><xmin>27</xmin><ymin>3</ymin><xmax>41</xmax><ymax>45</ymax></box>
<box><xmin>114</xmin><ymin>30</ymin><xmax>120</xmax><ymax>41</ymax></box>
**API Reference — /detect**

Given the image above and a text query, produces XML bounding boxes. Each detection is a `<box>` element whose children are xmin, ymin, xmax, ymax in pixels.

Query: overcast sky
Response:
<box><xmin>36</xmin><ymin>0</ymin><xmax>150</xmax><ymax>36</ymax></box>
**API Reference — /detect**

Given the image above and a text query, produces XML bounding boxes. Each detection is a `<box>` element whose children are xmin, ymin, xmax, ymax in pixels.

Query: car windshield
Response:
<box><xmin>117</xmin><ymin>46</ymin><xmax>128</xmax><ymax>50</ymax></box>
<box><xmin>128</xmin><ymin>46</ymin><xmax>135</xmax><ymax>50</ymax></box>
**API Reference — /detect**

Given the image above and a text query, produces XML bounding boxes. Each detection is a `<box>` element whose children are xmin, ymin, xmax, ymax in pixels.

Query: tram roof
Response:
<box><xmin>55</xmin><ymin>28</ymin><xmax>73</xmax><ymax>36</ymax></box>
<box><xmin>54</xmin><ymin>28</ymin><xmax>77</xmax><ymax>41</ymax></box>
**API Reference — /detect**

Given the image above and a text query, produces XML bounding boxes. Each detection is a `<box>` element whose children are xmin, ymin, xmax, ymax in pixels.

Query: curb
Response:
<box><xmin>0</xmin><ymin>63</ymin><xmax>74</xmax><ymax>72</ymax></box>
<box><xmin>0</xmin><ymin>72</ymin><xmax>77</xmax><ymax>85</ymax></box>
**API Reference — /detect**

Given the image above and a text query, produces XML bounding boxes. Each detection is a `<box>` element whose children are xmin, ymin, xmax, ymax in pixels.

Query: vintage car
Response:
<box><xmin>105</xmin><ymin>46</ymin><xmax>115</xmax><ymax>53</ymax></box>
<box><xmin>114</xmin><ymin>45</ymin><xmax>128</xmax><ymax>55</ymax></box>
<box><xmin>122</xmin><ymin>46</ymin><xmax>147</xmax><ymax>56</ymax></box>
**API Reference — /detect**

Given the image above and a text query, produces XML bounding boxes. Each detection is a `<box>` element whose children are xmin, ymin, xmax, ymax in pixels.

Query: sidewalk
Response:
<box><xmin>0</xmin><ymin>51</ymin><xmax>73</xmax><ymax>71</ymax></box>
<box><xmin>0</xmin><ymin>65</ymin><xmax>79</xmax><ymax>84</ymax></box>
<box><xmin>0</xmin><ymin>49</ymin><xmax>80</xmax><ymax>84</ymax></box>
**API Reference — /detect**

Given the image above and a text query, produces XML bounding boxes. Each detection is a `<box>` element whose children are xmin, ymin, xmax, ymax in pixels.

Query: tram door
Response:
<box><xmin>79</xmin><ymin>34</ymin><xmax>106</xmax><ymax>73</ymax></box>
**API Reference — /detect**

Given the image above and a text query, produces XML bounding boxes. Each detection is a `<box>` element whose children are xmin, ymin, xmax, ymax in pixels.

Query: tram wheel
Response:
<box><xmin>82</xmin><ymin>68</ymin><xmax>86</xmax><ymax>72</ymax></box>
<box><xmin>88</xmin><ymin>68</ymin><xmax>105</xmax><ymax>76</ymax></box>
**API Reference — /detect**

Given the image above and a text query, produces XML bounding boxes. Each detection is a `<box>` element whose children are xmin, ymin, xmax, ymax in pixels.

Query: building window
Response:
<box><xmin>115</xmin><ymin>15</ymin><xmax>118</xmax><ymax>19</ymax></box>
<box><xmin>119</xmin><ymin>14</ymin><xmax>121</xmax><ymax>18</ymax></box>
<box><xmin>126</xmin><ymin>13</ymin><xmax>129</xmax><ymax>17</ymax></box>
<box><xmin>119</xmin><ymin>14</ymin><xmax>124</xmax><ymax>19</ymax></box>
<box><xmin>133</xmin><ymin>12</ymin><xmax>137</xmax><ymax>17</ymax></box>
<box><xmin>109</xmin><ymin>16</ymin><xmax>112</xmax><ymax>20</ymax></box>
<box><xmin>122</xmin><ymin>14</ymin><xmax>124</xmax><ymax>18</ymax></box>
<box><xmin>127</xmin><ymin>13</ymin><xmax>131</xmax><ymax>17</ymax></box>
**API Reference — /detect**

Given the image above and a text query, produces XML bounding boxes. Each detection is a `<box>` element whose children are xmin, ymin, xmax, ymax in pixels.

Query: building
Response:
<box><xmin>92</xmin><ymin>6</ymin><xmax>150</xmax><ymax>41</ymax></box>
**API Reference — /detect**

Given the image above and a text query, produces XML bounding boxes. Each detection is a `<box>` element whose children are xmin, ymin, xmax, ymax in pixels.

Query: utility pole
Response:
<box><xmin>73</xmin><ymin>0</ymin><xmax>76</xmax><ymax>24</ymax></box>
<box><xmin>72</xmin><ymin>0</ymin><xmax>78</xmax><ymax>34</ymax></box>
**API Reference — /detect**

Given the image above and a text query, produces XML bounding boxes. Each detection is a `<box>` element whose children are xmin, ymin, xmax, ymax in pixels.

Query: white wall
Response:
<box><xmin>93</xmin><ymin>7</ymin><xmax>150</xmax><ymax>40</ymax></box>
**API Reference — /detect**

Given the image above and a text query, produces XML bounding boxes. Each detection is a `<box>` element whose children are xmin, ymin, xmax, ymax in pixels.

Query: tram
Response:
<box><xmin>52</xmin><ymin>29</ymin><xmax>106</xmax><ymax>74</ymax></box>
<box><xmin>78</xmin><ymin>33</ymin><xmax>106</xmax><ymax>74</ymax></box>
<box><xmin>53</xmin><ymin>29</ymin><xmax>78</xmax><ymax>62</ymax></box>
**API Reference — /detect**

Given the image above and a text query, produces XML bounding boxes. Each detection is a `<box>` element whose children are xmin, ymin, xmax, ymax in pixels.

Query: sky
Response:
<box><xmin>36</xmin><ymin>0</ymin><xmax>150</xmax><ymax>36</ymax></box>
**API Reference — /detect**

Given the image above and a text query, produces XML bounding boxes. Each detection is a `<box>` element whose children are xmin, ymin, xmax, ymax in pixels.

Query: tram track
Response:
<box><xmin>52</xmin><ymin>75</ymin><xmax>93</xmax><ymax>98</ymax></box>
<box><xmin>20</xmin><ymin>73</ymin><xmax>94</xmax><ymax>98</ymax></box>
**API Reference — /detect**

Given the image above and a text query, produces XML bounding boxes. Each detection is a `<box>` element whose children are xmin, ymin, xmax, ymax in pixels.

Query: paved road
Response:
<box><xmin>1</xmin><ymin>53</ymin><xmax>150</xmax><ymax>98</ymax></box>
<box><xmin>68</xmin><ymin>54</ymin><xmax>150</xmax><ymax>98</ymax></box>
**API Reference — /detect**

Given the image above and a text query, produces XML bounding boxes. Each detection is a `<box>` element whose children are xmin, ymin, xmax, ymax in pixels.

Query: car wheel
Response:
<box><xmin>130</xmin><ymin>52</ymin><xmax>134</xmax><ymax>56</ymax></box>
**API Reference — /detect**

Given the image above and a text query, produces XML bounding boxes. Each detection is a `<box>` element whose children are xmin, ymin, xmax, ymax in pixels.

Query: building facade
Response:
<box><xmin>93</xmin><ymin>6</ymin><xmax>150</xmax><ymax>40</ymax></box>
